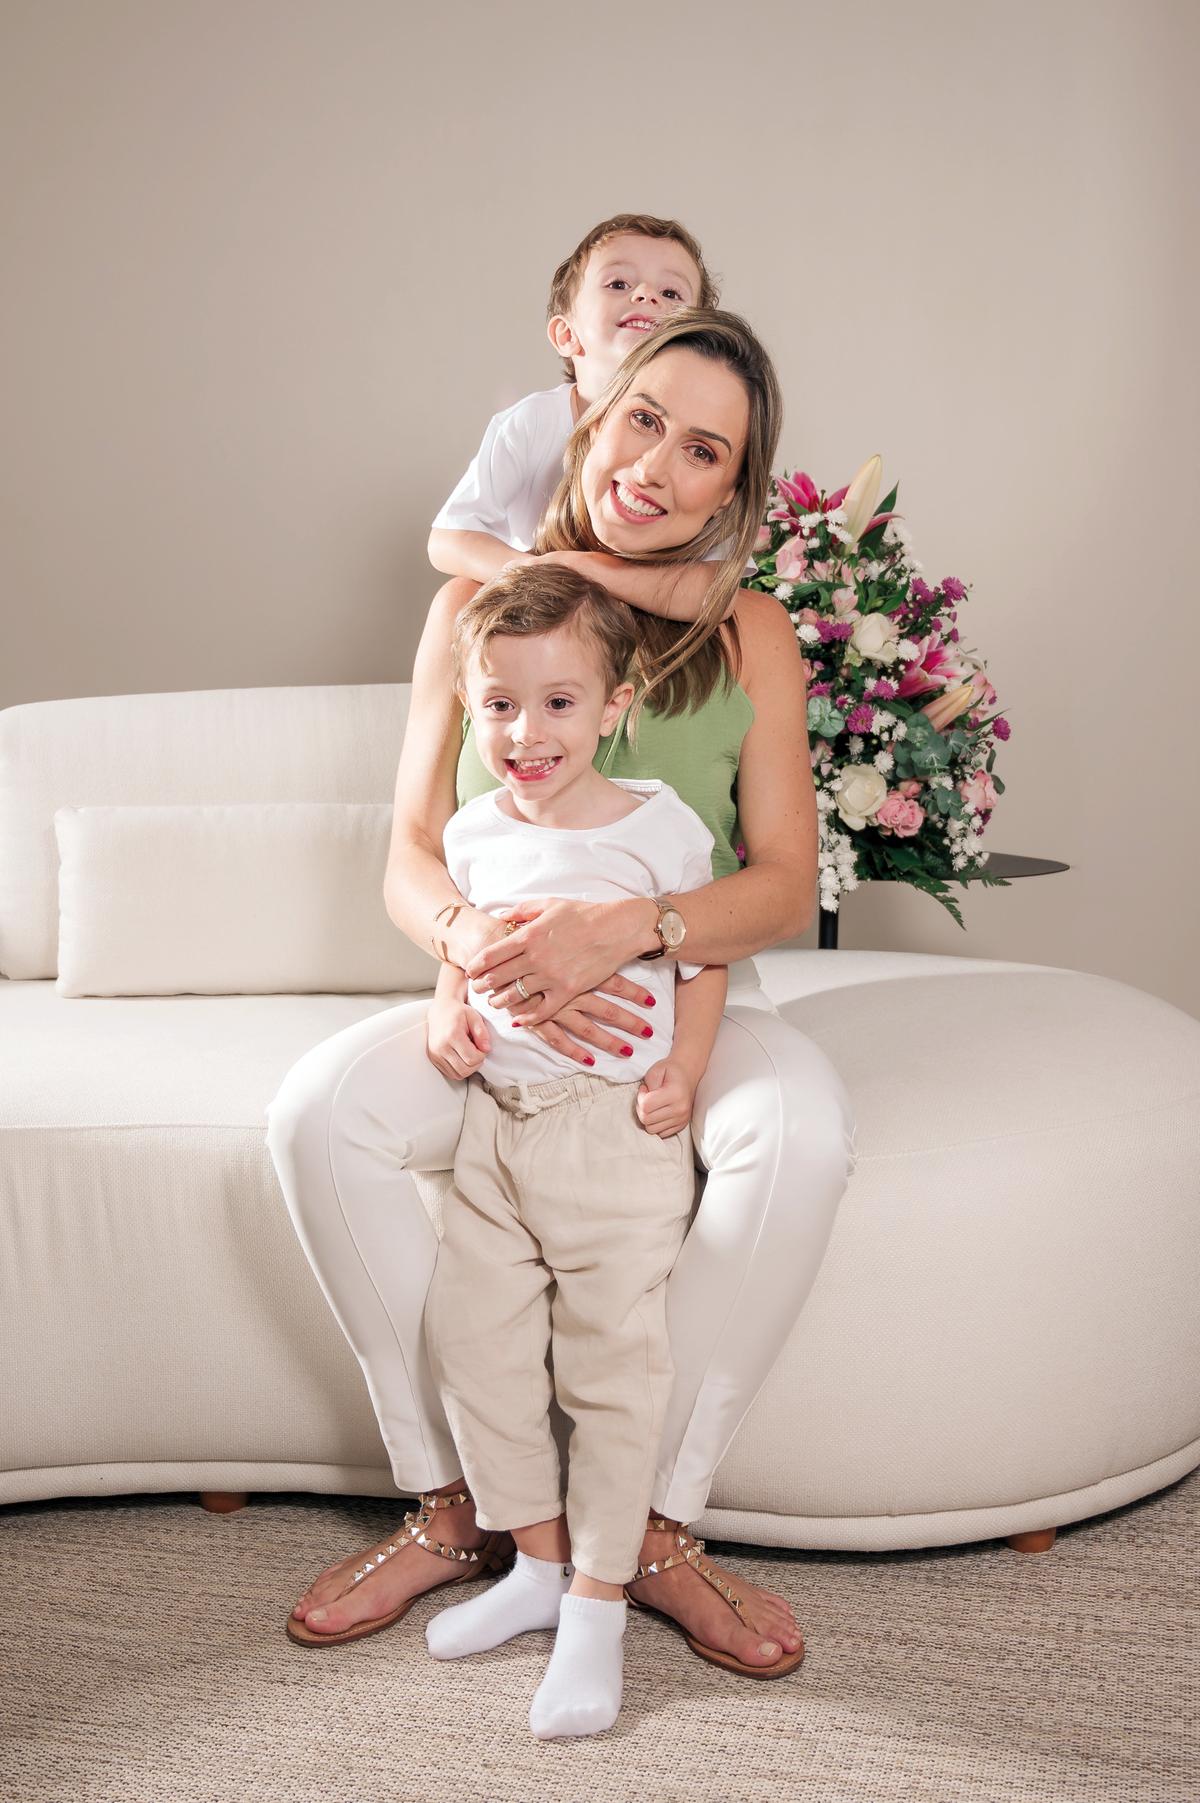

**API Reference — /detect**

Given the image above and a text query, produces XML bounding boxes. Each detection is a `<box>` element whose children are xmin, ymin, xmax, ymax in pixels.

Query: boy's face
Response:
<box><xmin>462</xmin><ymin>625</ymin><xmax>633</xmax><ymax>808</ymax></box>
<box><xmin>582</xmin><ymin>345</ymin><xmax>749</xmax><ymax>556</ymax></box>
<box><xmin>549</xmin><ymin>232</ymin><xmax>703</xmax><ymax>397</ymax></box>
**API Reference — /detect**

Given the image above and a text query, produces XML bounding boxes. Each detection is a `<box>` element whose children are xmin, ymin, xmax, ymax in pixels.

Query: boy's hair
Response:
<box><xmin>537</xmin><ymin>307</ymin><xmax>783</xmax><ymax>724</ymax></box>
<box><xmin>452</xmin><ymin>563</ymin><xmax>637</xmax><ymax>703</ymax></box>
<box><xmin>547</xmin><ymin>213</ymin><xmax>720</xmax><ymax>383</ymax></box>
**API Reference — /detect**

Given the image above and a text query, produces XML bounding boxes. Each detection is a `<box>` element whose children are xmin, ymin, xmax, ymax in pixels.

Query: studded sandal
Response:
<box><xmin>624</xmin><ymin>1517</ymin><xmax>805</xmax><ymax>1680</ymax></box>
<box><xmin>286</xmin><ymin>1490</ymin><xmax>513</xmax><ymax>1648</ymax></box>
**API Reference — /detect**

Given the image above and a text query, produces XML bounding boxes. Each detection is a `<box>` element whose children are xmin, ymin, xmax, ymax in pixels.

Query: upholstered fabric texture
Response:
<box><xmin>4</xmin><ymin>950</ymin><xmax>1198</xmax><ymax>1550</ymax></box>
<box><xmin>0</xmin><ymin>684</ymin><xmax>408</xmax><ymax>978</ymax></box>
<box><xmin>54</xmin><ymin>802</ymin><xmax>438</xmax><ymax>995</ymax></box>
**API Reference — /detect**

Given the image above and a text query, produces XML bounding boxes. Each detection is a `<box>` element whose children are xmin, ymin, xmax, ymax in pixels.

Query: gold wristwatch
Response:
<box><xmin>638</xmin><ymin>896</ymin><xmax>687</xmax><ymax>961</ymax></box>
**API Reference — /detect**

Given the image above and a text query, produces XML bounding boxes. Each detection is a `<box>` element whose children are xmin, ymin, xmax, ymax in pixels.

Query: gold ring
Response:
<box><xmin>515</xmin><ymin>976</ymin><xmax>532</xmax><ymax>1002</ymax></box>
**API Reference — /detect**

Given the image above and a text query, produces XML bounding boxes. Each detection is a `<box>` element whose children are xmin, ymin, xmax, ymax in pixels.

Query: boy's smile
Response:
<box><xmin>463</xmin><ymin>626</ymin><xmax>634</xmax><ymax>828</ymax></box>
<box><xmin>550</xmin><ymin>231</ymin><xmax>703</xmax><ymax>401</ymax></box>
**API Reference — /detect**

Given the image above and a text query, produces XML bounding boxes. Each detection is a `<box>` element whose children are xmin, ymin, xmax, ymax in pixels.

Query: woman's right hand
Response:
<box><xmin>523</xmin><ymin>977</ymin><xmax>660</xmax><ymax>1065</ymax></box>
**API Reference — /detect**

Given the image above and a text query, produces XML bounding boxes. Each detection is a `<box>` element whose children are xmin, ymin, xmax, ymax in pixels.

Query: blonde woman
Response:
<box><xmin>269</xmin><ymin>311</ymin><xmax>856</xmax><ymax>1678</ymax></box>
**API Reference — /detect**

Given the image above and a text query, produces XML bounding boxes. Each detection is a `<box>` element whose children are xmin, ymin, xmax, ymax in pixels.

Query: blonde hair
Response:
<box><xmin>547</xmin><ymin>214</ymin><xmax>719</xmax><ymax>384</ymax></box>
<box><xmin>536</xmin><ymin>308</ymin><xmax>783</xmax><ymax>722</ymax></box>
<box><xmin>451</xmin><ymin>562</ymin><xmax>638</xmax><ymax>702</ymax></box>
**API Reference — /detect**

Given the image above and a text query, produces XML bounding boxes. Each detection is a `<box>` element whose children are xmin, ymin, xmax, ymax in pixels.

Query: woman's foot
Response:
<box><xmin>291</xmin><ymin>1489</ymin><xmax>501</xmax><ymax>1640</ymax></box>
<box><xmin>625</xmin><ymin>1519</ymin><xmax>803</xmax><ymax>1671</ymax></box>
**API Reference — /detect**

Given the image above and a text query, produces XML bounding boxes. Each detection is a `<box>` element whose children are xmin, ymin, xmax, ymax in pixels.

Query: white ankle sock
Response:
<box><xmin>425</xmin><ymin>1551</ymin><xmax>572</xmax><ymax>1660</ymax></box>
<box><xmin>528</xmin><ymin>1594</ymin><xmax>626</xmax><ymax>1740</ymax></box>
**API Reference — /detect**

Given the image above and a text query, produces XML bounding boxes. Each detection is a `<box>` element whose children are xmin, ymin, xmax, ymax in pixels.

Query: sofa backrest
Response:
<box><xmin>0</xmin><ymin>684</ymin><xmax>411</xmax><ymax>980</ymax></box>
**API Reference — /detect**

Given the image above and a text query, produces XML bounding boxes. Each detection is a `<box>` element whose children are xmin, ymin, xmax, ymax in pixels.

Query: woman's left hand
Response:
<box><xmin>463</xmin><ymin>898</ymin><xmax>651</xmax><ymax>1025</ymax></box>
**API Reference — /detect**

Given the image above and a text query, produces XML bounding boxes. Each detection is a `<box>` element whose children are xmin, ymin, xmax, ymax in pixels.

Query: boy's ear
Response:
<box><xmin>547</xmin><ymin>313</ymin><xmax>582</xmax><ymax>360</ymax></box>
<box><xmin>601</xmin><ymin>681</ymin><xmax>635</xmax><ymax>731</ymax></box>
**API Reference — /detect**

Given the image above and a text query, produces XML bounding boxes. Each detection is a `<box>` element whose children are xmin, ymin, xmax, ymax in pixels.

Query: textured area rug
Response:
<box><xmin>2</xmin><ymin>1473</ymin><xmax>1198</xmax><ymax>1803</ymax></box>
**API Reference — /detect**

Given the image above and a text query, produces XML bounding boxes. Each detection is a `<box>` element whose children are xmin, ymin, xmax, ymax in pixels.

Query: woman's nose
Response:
<box><xmin>633</xmin><ymin>441</ymin><xmax>667</xmax><ymax>484</ymax></box>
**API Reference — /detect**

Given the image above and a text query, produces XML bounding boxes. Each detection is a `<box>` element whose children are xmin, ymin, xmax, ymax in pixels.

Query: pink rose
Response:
<box><xmin>775</xmin><ymin>535</ymin><xmax>810</xmax><ymax>581</ymax></box>
<box><xmin>875</xmin><ymin>793</ymin><xmax>925</xmax><ymax>837</ymax></box>
<box><xmin>797</xmin><ymin>607</ymin><xmax>822</xmax><ymax>625</ymax></box>
<box><xmin>897</xmin><ymin>780</ymin><xmax>922</xmax><ymax>798</ymax></box>
<box><xmin>801</xmin><ymin>658</ymin><xmax>817</xmax><ymax>682</ymax></box>
<box><xmin>960</xmin><ymin>771</ymin><xmax>998</xmax><ymax>813</ymax></box>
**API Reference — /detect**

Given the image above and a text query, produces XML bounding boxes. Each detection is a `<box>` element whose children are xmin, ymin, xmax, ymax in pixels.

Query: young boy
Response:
<box><xmin>427</xmin><ymin>212</ymin><xmax>737</xmax><ymax>623</ymax></box>
<box><xmin>422</xmin><ymin>563</ymin><xmax>728</xmax><ymax>1739</ymax></box>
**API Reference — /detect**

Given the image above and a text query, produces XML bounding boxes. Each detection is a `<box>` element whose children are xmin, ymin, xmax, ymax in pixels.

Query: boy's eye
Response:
<box><xmin>606</xmin><ymin>279</ymin><xmax>630</xmax><ymax>291</ymax></box>
<box><xmin>486</xmin><ymin>700</ymin><xmax>513</xmax><ymax>714</ymax></box>
<box><xmin>663</xmin><ymin>288</ymin><xmax>684</xmax><ymax>302</ymax></box>
<box><xmin>547</xmin><ymin>697</ymin><xmax>572</xmax><ymax>712</ymax></box>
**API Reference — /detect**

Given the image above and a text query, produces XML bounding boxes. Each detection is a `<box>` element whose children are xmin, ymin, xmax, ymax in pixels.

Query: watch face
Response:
<box><xmin>661</xmin><ymin>908</ymin><xmax>686</xmax><ymax>949</ymax></box>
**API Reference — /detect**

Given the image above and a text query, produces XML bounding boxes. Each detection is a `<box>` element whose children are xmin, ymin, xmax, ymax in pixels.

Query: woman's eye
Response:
<box><xmin>631</xmin><ymin>409</ymin><xmax>660</xmax><ymax>432</ymax></box>
<box><xmin>688</xmin><ymin>443</ymin><xmax>717</xmax><ymax>466</ymax></box>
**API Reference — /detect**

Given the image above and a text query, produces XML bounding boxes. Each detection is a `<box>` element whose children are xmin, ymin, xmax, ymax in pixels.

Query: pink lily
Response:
<box><xmin>773</xmin><ymin>471</ymin><xmax>820</xmax><ymax>512</ymax></box>
<box><xmin>895</xmin><ymin>628</ymin><xmax>959</xmax><ymax>699</ymax></box>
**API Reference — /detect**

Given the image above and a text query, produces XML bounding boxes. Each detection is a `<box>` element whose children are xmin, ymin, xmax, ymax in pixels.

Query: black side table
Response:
<box><xmin>817</xmin><ymin>854</ymin><xmax>1070</xmax><ymax>950</ymax></box>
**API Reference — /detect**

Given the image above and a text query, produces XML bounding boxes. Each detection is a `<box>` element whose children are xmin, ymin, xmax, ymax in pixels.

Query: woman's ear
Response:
<box><xmin>601</xmin><ymin>681</ymin><xmax>635</xmax><ymax>732</ymax></box>
<box><xmin>547</xmin><ymin>314</ymin><xmax>581</xmax><ymax>359</ymax></box>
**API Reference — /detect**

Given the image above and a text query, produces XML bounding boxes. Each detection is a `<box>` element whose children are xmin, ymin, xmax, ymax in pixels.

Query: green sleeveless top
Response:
<box><xmin>456</xmin><ymin>679</ymin><xmax>755</xmax><ymax>878</ymax></box>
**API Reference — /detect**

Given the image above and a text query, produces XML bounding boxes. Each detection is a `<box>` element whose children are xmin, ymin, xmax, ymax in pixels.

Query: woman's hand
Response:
<box><xmin>464</xmin><ymin>898</ymin><xmax>654</xmax><ymax>1026</ymax></box>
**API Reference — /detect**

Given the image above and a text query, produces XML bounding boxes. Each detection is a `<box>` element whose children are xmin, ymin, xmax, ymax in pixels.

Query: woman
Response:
<box><xmin>268</xmin><ymin>311</ymin><xmax>857</xmax><ymax>1676</ymax></box>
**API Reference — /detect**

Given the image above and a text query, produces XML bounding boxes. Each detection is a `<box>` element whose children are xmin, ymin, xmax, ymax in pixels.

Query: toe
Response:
<box><xmin>724</xmin><ymin>1620</ymin><xmax>784</xmax><ymax>1667</ymax></box>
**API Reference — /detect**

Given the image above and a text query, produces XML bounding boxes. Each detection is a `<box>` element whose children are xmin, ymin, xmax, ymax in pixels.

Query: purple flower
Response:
<box><xmin>947</xmin><ymin>628</ymin><xmax>960</xmax><ymax>642</ymax></box>
<box><xmin>992</xmin><ymin>716</ymin><xmax>1011</xmax><ymax>741</ymax></box>
<box><xmin>835</xmin><ymin>693</ymin><xmax>854</xmax><ymax>712</ymax></box>
<box><xmin>846</xmin><ymin>704</ymin><xmax>876</xmax><ymax>733</ymax></box>
<box><xmin>910</xmin><ymin>578</ymin><xmax>935</xmax><ymax>605</ymax></box>
<box><xmin>817</xmin><ymin>620</ymin><xmax>855</xmax><ymax>643</ymax></box>
<box><xmin>942</xmin><ymin>577</ymin><xmax>967</xmax><ymax>600</ymax></box>
<box><xmin>866</xmin><ymin>678</ymin><xmax>898</xmax><ymax>700</ymax></box>
<box><xmin>809</xmin><ymin>682</ymin><xmax>832</xmax><ymax>697</ymax></box>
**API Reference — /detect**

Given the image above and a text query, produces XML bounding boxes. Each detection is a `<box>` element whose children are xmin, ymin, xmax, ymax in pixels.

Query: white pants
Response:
<box><xmin>266</xmin><ymin>975</ymin><xmax>857</xmax><ymax>1524</ymax></box>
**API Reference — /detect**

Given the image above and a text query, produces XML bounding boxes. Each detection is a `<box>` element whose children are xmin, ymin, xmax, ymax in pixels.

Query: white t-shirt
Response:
<box><xmin>432</xmin><ymin>384</ymin><xmax>750</xmax><ymax>568</ymax></box>
<box><xmin>442</xmin><ymin>778</ymin><xmax>714</xmax><ymax>1086</ymax></box>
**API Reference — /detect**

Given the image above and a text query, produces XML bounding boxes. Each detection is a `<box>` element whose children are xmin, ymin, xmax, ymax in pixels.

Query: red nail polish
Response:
<box><xmin>584</xmin><ymin>1056</ymin><xmax>595</xmax><ymax>1066</ymax></box>
<box><xmin>620</xmin><ymin>1045</ymin><xmax>633</xmax><ymax>1058</ymax></box>
<box><xmin>643</xmin><ymin>995</ymin><xmax>655</xmax><ymax>1006</ymax></box>
<box><xmin>641</xmin><ymin>1025</ymin><xmax>653</xmax><ymax>1038</ymax></box>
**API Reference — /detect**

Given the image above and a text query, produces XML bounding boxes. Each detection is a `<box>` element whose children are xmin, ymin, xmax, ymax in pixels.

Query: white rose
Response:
<box><xmin>851</xmin><ymin>611</ymin><xmax>901</xmax><ymax>665</ymax></box>
<box><xmin>834</xmin><ymin>763</ymin><xmax>889</xmax><ymax>829</ymax></box>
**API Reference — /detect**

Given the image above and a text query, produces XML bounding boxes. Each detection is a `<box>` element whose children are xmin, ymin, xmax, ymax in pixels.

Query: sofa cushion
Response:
<box><xmin>0</xmin><ymin>685</ymin><xmax>408</xmax><ymax>980</ymax></box>
<box><xmin>55</xmin><ymin>803</ymin><xmax>438</xmax><ymax>997</ymax></box>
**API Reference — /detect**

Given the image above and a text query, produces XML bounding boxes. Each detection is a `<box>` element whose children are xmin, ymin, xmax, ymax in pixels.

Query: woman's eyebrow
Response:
<box><xmin>630</xmin><ymin>393</ymin><xmax>732</xmax><ymax>454</ymax></box>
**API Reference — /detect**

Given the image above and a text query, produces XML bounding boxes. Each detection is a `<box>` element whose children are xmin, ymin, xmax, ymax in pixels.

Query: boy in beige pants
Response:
<box><xmin>422</xmin><ymin>564</ymin><xmax>727</xmax><ymax>1739</ymax></box>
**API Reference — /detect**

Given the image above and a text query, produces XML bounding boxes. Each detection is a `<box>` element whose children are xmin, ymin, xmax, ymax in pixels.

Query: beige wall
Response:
<box><xmin>2</xmin><ymin>0</ymin><xmax>1197</xmax><ymax>1013</ymax></box>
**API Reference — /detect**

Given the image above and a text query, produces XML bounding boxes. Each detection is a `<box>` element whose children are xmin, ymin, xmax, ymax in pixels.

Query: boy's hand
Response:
<box><xmin>426</xmin><ymin>997</ymin><xmax>491</xmax><ymax>1082</ymax></box>
<box><xmin>636</xmin><ymin>1057</ymin><xmax>698</xmax><ymax>1139</ymax></box>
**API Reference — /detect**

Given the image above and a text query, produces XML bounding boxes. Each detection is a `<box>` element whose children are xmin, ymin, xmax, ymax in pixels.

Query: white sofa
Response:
<box><xmin>3</xmin><ymin>684</ymin><xmax>1198</xmax><ymax>1552</ymax></box>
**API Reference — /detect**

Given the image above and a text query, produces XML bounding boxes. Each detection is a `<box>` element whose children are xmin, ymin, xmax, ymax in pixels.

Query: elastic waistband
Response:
<box><xmin>480</xmin><ymin>1072</ymin><xmax>635</xmax><ymax>1119</ymax></box>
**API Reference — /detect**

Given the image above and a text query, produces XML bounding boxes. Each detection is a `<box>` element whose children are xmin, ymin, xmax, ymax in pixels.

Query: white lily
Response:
<box><xmin>842</xmin><ymin>454</ymin><xmax>884</xmax><ymax>547</ymax></box>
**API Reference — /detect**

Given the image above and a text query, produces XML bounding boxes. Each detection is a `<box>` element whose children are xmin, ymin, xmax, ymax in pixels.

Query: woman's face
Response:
<box><xmin>581</xmin><ymin>346</ymin><xmax>750</xmax><ymax>556</ymax></box>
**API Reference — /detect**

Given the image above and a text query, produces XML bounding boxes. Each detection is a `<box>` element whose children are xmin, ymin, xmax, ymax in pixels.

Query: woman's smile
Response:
<box><xmin>610</xmin><ymin>480</ymin><xmax>667</xmax><ymax>522</ymax></box>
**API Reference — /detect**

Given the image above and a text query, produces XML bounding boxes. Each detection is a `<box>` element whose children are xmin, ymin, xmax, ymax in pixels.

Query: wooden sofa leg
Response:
<box><xmin>1006</xmin><ymin>1527</ymin><xmax>1057</xmax><ymax>1553</ymax></box>
<box><xmin>199</xmin><ymin>1491</ymin><xmax>249</xmax><ymax>1514</ymax></box>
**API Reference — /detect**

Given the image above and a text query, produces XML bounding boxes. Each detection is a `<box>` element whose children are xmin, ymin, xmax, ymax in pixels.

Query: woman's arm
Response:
<box><xmin>546</xmin><ymin>550</ymin><xmax>734</xmax><ymax>624</ymax></box>
<box><xmin>466</xmin><ymin>592</ymin><xmax>817</xmax><ymax>1014</ymax></box>
<box><xmin>427</xmin><ymin>528</ymin><xmax>521</xmax><ymax>585</ymax></box>
<box><xmin>383</xmin><ymin>579</ymin><xmax>501</xmax><ymax>968</ymax></box>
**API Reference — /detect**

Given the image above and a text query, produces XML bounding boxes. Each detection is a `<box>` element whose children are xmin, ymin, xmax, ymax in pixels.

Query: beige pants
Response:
<box><xmin>426</xmin><ymin>1072</ymin><xmax>697</xmax><ymax>1585</ymax></box>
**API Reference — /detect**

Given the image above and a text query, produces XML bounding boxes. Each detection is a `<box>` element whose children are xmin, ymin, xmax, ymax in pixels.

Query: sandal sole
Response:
<box><xmin>286</xmin><ymin>1542</ymin><xmax>513</xmax><ymax>1650</ymax></box>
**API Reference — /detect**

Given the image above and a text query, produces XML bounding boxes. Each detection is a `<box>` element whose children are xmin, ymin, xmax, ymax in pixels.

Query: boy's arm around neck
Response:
<box><xmin>427</xmin><ymin>528</ymin><xmax>522</xmax><ymax>584</ymax></box>
<box><xmin>560</xmin><ymin>551</ymin><xmax>734</xmax><ymax>623</ymax></box>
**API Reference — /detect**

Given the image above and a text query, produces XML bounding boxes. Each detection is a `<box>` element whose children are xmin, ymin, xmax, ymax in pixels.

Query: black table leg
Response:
<box><xmin>818</xmin><ymin>907</ymin><xmax>839</xmax><ymax>950</ymax></box>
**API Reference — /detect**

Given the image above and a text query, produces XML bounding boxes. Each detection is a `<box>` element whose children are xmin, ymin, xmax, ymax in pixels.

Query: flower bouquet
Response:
<box><xmin>748</xmin><ymin>456</ymin><xmax>1012</xmax><ymax>928</ymax></box>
